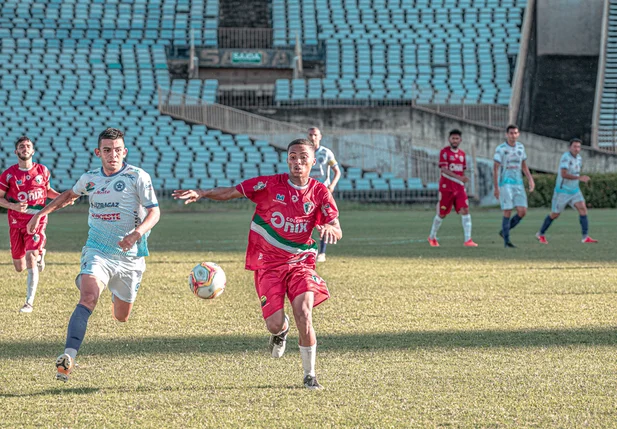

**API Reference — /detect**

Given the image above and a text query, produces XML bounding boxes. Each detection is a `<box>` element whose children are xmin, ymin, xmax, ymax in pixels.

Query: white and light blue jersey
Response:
<box><xmin>310</xmin><ymin>146</ymin><xmax>338</xmax><ymax>186</ymax></box>
<box><xmin>555</xmin><ymin>151</ymin><xmax>582</xmax><ymax>194</ymax></box>
<box><xmin>72</xmin><ymin>163</ymin><xmax>158</xmax><ymax>257</ymax></box>
<box><xmin>493</xmin><ymin>142</ymin><xmax>527</xmax><ymax>186</ymax></box>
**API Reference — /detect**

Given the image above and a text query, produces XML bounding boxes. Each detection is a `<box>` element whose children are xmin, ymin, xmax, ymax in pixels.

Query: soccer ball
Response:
<box><xmin>189</xmin><ymin>262</ymin><xmax>226</xmax><ymax>299</ymax></box>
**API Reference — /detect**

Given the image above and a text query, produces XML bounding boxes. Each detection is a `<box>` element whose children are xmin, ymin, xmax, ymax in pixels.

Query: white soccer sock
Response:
<box><xmin>26</xmin><ymin>268</ymin><xmax>39</xmax><ymax>306</ymax></box>
<box><xmin>299</xmin><ymin>344</ymin><xmax>316</xmax><ymax>377</ymax></box>
<box><xmin>462</xmin><ymin>214</ymin><xmax>472</xmax><ymax>241</ymax></box>
<box><xmin>429</xmin><ymin>215</ymin><xmax>443</xmax><ymax>239</ymax></box>
<box><xmin>64</xmin><ymin>348</ymin><xmax>78</xmax><ymax>360</ymax></box>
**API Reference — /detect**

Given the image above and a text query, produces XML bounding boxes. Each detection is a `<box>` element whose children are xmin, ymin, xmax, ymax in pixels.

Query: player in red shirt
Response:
<box><xmin>0</xmin><ymin>136</ymin><xmax>59</xmax><ymax>312</ymax></box>
<box><xmin>173</xmin><ymin>138</ymin><xmax>342</xmax><ymax>390</ymax></box>
<box><xmin>427</xmin><ymin>129</ymin><xmax>478</xmax><ymax>247</ymax></box>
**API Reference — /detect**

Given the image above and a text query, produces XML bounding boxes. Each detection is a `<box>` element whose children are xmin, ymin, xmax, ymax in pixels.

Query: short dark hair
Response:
<box><xmin>287</xmin><ymin>138</ymin><xmax>315</xmax><ymax>152</ymax></box>
<box><xmin>570</xmin><ymin>138</ymin><xmax>583</xmax><ymax>146</ymax></box>
<box><xmin>449</xmin><ymin>129</ymin><xmax>462</xmax><ymax>137</ymax></box>
<box><xmin>15</xmin><ymin>136</ymin><xmax>33</xmax><ymax>149</ymax></box>
<box><xmin>98</xmin><ymin>128</ymin><xmax>125</xmax><ymax>148</ymax></box>
<box><xmin>506</xmin><ymin>124</ymin><xmax>519</xmax><ymax>133</ymax></box>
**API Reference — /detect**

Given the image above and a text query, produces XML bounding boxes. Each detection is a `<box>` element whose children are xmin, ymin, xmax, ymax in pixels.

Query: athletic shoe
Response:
<box><xmin>504</xmin><ymin>241</ymin><xmax>516</xmax><ymax>248</ymax></box>
<box><xmin>463</xmin><ymin>239</ymin><xmax>478</xmax><ymax>247</ymax></box>
<box><xmin>582</xmin><ymin>236</ymin><xmax>598</xmax><ymax>243</ymax></box>
<box><xmin>55</xmin><ymin>354</ymin><xmax>74</xmax><ymax>382</ymax></box>
<box><xmin>37</xmin><ymin>249</ymin><xmax>46</xmax><ymax>273</ymax></box>
<box><xmin>268</xmin><ymin>314</ymin><xmax>290</xmax><ymax>358</ymax></box>
<box><xmin>303</xmin><ymin>375</ymin><xmax>323</xmax><ymax>390</ymax></box>
<box><xmin>316</xmin><ymin>253</ymin><xmax>326</xmax><ymax>263</ymax></box>
<box><xmin>536</xmin><ymin>233</ymin><xmax>548</xmax><ymax>244</ymax></box>
<box><xmin>427</xmin><ymin>237</ymin><xmax>439</xmax><ymax>247</ymax></box>
<box><xmin>499</xmin><ymin>230</ymin><xmax>504</xmax><ymax>238</ymax></box>
<box><xmin>19</xmin><ymin>303</ymin><xmax>33</xmax><ymax>313</ymax></box>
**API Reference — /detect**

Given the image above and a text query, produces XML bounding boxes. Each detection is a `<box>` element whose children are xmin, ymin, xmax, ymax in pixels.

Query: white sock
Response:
<box><xmin>462</xmin><ymin>214</ymin><xmax>472</xmax><ymax>241</ymax></box>
<box><xmin>299</xmin><ymin>344</ymin><xmax>316</xmax><ymax>377</ymax></box>
<box><xmin>429</xmin><ymin>215</ymin><xmax>443</xmax><ymax>239</ymax></box>
<box><xmin>26</xmin><ymin>268</ymin><xmax>39</xmax><ymax>306</ymax></box>
<box><xmin>64</xmin><ymin>348</ymin><xmax>78</xmax><ymax>360</ymax></box>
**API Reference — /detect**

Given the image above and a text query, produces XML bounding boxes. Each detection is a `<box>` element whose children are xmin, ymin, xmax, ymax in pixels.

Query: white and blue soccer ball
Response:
<box><xmin>189</xmin><ymin>262</ymin><xmax>226</xmax><ymax>299</ymax></box>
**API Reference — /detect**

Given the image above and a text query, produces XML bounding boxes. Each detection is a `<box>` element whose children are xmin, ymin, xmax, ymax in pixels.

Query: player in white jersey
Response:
<box><xmin>535</xmin><ymin>138</ymin><xmax>597</xmax><ymax>244</ymax></box>
<box><xmin>493</xmin><ymin>124</ymin><xmax>535</xmax><ymax>248</ymax></box>
<box><xmin>26</xmin><ymin>128</ymin><xmax>160</xmax><ymax>382</ymax></box>
<box><xmin>308</xmin><ymin>127</ymin><xmax>341</xmax><ymax>262</ymax></box>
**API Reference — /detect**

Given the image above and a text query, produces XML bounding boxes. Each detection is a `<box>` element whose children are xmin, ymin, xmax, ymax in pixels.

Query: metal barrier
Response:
<box><xmin>217</xmin><ymin>27</ymin><xmax>273</xmax><ymax>49</ymax></box>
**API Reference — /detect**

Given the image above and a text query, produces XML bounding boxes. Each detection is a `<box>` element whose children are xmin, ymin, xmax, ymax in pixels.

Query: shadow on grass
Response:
<box><xmin>2</xmin><ymin>327</ymin><xmax>616</xmax><ymax>359</ymax></box>
<box><xmin>0</xmin><ymin>387</ymin><xmax>100</xmax><ymax>398</ymax></box>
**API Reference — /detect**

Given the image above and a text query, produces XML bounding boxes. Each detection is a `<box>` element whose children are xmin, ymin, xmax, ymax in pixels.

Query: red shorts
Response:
<box><xmin>253</xmin><ymin>262</ymin><xmax>330</xmax><ymax>320</ymax></box>
<box><xmin>437</xmin><ymin>187</ymin><xmax>469</xmax><ymax>217</ymax></box>
<box><xmin>9</xmin><ymin>223</ymin><xmax>47</xmax><ymax>260</ymax></box>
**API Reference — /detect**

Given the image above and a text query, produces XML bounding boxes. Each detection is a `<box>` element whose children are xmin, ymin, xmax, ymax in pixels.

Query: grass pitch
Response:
<box><xmin>1</xmin><ymin>205</ymin><xmax>617</xmax><ymax>427</ymax></box>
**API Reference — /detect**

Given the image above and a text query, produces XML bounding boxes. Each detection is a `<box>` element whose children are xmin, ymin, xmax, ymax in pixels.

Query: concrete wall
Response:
<box><xmin>536</xmin><ymin>0</ymin><xmax>603</xmax><ymax>55</ymax></box>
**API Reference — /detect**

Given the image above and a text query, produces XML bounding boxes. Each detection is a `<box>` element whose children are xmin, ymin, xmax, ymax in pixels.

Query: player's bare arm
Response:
<box><xmin>316</xmin><ymin>218</ymin><xmax>342</xmax><ymax>244</ymax></box>
<box><xmin>522</xmin><ymin>160</ymin><xmax>535</xmax><ymax>192</ymax></box>
<box><xmin>47</xmin><ymin>185</ymin><xmax>61</xmax><ymax>199</ymax></box>
<box><xmin>492</xmin><ymin>161</ymin><xmax>500</xmax><ymax>199</ymax></box>
<box><xmin>0</xmin><ymin>189</ymin><xmax>28</xmax><ymax>212</ymax></box>
<box><xmin>172</xmin><ymin>187</ymin><xmax>244</xmax><ymax>204</ymax></box>
<box><xmin>440</xmin><ymin>166</ymin><xmax>469</xmax><ymax>183</ymax></box>
<box><xmin>328</xmin><ymin>165</ymin><xmax>342</xmax><ymax>193</ymax></box>
<box><xmin>560</xmin><ymin>168</ymin><xmax>590</xmax><ymax>183</ymax></box>
<box><xmin>26</xmin><ymin>189</ymin><xmax>80</xmax><ymax>234</ymax></box>
<box><xmin>118</xmin><ymin>206</ymin><xmax>161</xmax><ymax>252</ymax></box>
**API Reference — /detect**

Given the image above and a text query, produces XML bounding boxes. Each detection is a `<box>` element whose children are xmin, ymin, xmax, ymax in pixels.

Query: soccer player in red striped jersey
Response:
<box><xmin>0</xmin><ymin>136</ymin><xmax>60</xmax><ymax>312</ymax></box>
<box><xmin>428</xmin><ymin>129</ymin><xmax>478</xmax><ymax>247</ymax></box>
<box><xmin>173</xmin><ymin>138</ymin><xmax>342</xmax><ymax>390</ymax></box>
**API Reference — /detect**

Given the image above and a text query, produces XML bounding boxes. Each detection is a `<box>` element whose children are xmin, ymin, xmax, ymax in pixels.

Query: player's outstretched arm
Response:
<box><xmin>172</xmin><ymin>187</ymin><xmax>244</xmax><ymax>204</ymax></box>
<box><xmin>26</xmin><ymin>189</ymin><xmax>80</xmax><ymax>234</ymax></box>
<box><xmin>316</xmin><ymin>218</ymin><xmax>342</xmax><ymax>244</ymax></box>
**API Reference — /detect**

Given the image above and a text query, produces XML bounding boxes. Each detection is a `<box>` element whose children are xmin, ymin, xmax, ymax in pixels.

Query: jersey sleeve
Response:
<box><xmin>315</xmin><ymin>188</ymin><xmax>339</xmax><ymax>226</ymax></box>
<box><xmin>558</xmin><ymin>153</ymin><xmax>569</xmax><ymax>171</ymax></box>
<box><xmin>327</xmin><ymin>149</ymin><xmax>338</xmax><ymax>168</ymax></box>
<box><xmin>439</xmin><ymin>148</ymin><xmax>449</xmax><ymax>168</ymax></box>
<box><xmin>137</xmin><ymin>171</ymin><xmax>159</xmax><ymax>208</ymax></box>
<box><xmin>521</xmin><ymin>145</ymin><xmax>528</xmax><ymax>161</ymax></box>
<box><xmin>236</xmin><ymin>175</ymin><xmax>271</xmax><ymax>204</ymax></box>
<box><xmin>72</xmin><ymin>173</ymin><xmax>92</xmax><ymax>196</ymax></box>
<box><xmin>493</xmin><ymin>146</ymin><xmax>503</xmax><ymax>164</ymax></box>
<box><xmin>0</xmin><ymin>169</ymin><xmax>10</xmax><ymax>192</ymax></box>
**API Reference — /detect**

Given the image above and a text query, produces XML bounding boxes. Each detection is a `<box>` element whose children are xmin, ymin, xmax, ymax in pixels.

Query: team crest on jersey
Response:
<box><xmin>459</xmin><ymin>155</ymin><xmax>464</xmax><ymax>162</ymax></box>
<box><xmin>6</xmin><ymin>174</ymin><xmax>11</xmax><ymax>180</ymax></box>
<box><xmin>34</xmin><ymin>175</ymin><xmax>43</xmax><ymax>184</ymax></box>
<box><xmin>291</xmin><ymin>195</ymin><xmax>299</xmax><ymax>203</ymax></box>
<box><xmin>85</xmin><ymin>182</ymin><xmax>95</xmax><ymax>192</ymax></box>
<box><xmin>32</xmin><ymin>234</ymin><xmax>40</xmax><ymax>243</ymax></box>
<box><xmin>276</xmin><ymin>194</ymin><xmax>285</xmax><ymax>201</ymax></box>
<box><xmin>114</xmin><ymin>181</ymin><xmax>126</xmax><ymax>192</ymax></box>
<box><xmin>303</xmin><ymin>202</ymin><xmax>314</xmax><ymax>214</ymax></box>
<box><xmin>253</xmin><ymin>181</ymin><xmax>266</xmax><ymax>191</ymax></box>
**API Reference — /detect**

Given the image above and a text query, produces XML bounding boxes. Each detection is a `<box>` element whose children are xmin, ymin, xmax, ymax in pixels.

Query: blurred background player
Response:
<box><xmin>0</xmin><ymin>136</ymin><xmax>59</xmax><ymax>313</ymax></box>
<box><xmin>307</xmin><ymin>127</ymin><xmax>341</xmax><ymax>262</ymax></box>
<box><xmin>493</xmin><ymin>125</ymin><xmax>535</xmax><ymax>248</ymax></box>
<box><xmin>173</xmin><ymin>138</ymin><xmax>342</xmax><ymax>390</ymax></box>
<box><xmin>428</xmin><ymin>129</ymin><xmax>478</xmax><ymax>247</ymax></box>
<box><xmin>27</xmin><ymin>128</ymin><xmax>160</xmax><ymax>382</ymax></box>
<box><xmin>536</xmin><ymin>138</ymin><xmax>597</xmax><ymax>244</ymax></box>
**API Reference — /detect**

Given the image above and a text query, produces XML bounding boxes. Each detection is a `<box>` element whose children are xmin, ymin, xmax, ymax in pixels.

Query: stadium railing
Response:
<box><xmin>217</xmin><ymin>28</ymin><xmax>273</xmax><ymax>49</ymax></box>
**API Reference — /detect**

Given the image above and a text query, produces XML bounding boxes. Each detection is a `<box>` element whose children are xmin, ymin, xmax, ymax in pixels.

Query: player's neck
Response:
<box><xmin>506</xmin><ymin>140</ymin><xmax>517</xmax><ymax>147</ymax></box>
<box><xmin>449</xmin><ymin>146</ymin><xmax>459</xmax><ymax>152</ymax></box>
<box><xmin>18</xmin><ymin>160</ymin><xmax>33</xmax><ymax>170</ymax></box>
<box><xmin>288</xmin><ymin>175</ymin><xmax>310</xmax><ymax>187</ymax></box>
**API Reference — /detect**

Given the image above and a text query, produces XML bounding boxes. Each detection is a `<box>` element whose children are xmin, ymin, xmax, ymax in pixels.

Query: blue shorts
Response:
<box><xmin>499</xmin><ymin>185</ymin><xmax>527</xmax><ymax>210</ymax></box>
<box><xmin>551</xmin><ymin>190</ymin><xmax>585</xmax><ymax>214</ymax></box>
<box><xmin>75</xmin><ymin>247</ymin><xmax>145</xmax><ymax>303</ymax></box>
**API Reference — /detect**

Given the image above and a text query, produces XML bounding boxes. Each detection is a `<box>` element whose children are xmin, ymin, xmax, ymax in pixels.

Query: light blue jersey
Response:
<box><xmin>72</xmin><ymin>163</ymin><xmax>159</xmax><ymax>257</ymax></box>
<box><xmin>493</xmin><ymin>141</ymin><xmax>527</xmax><ymax>186</ymax></box>
<box><xmin>310</xmin><ymin>146</ymin><xmax>338</xmax><ymax>186</ymax></box>
<box><xmin>555</xmin><ymin>151</ymin><xmax>582</xmax><ymax>194</ymax></box>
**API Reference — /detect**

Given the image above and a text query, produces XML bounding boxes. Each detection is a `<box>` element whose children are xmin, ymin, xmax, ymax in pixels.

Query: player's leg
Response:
<box><xmin>36</xmin><ymin>225</ymin><xmax>47</xmax><ymax>272</ymax></box>
<box><xmin>429</xmin><ymin>192</ymin><xmax>451</xmax><ymax>246</ymax></box>
<box><xmin>499</xmin><ymin>186</ymin><xmax>515</xmax><ymax>247</ymax></box>
<box><xmin>508</xmin><ymin>187</ymin><xmax>527</xmax><ymax>230</ymax></box>
<box><xmin>10</xmin><ymin>228</ymin><xmax>31</xmax><ymax>312</ymax></box>
<box><xmin>316</xmin><ymin>240</ymin><xmax>327</xmax><ymax>262</ymax></box>
<box><xmin>109</xmin><ymin>257</ymin><xmax>145</xmax><ymax>322</ymax></box>
<box><xmin>24</xmin><ymin>249</ymin><xmax>39</xmax><ymax>309</ymax></box>
<box><xmin>574</xmin><ymin>198</ymin><xmax>597</xmax><ymax>243</ymax></box>
<box><xmin>537</xmin><ymin>192</ymin><xmax>561</xmax><ymax>243</ymax></box>
<box><xmin>289</xmin><ymin>267</ymin><xmax>329</xmax><ymax>389</ymax></box>
<box><xmin>454</xmin><ymin>191</ymin><xmax>476</xmax><ymax>246</ymax></box>
<box><xmin>254</xmin><ymin>269</ymin><xmax>290</xmax><ymax>358</ymax></box>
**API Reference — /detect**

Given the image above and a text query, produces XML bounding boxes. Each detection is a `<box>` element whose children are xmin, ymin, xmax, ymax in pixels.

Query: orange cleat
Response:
<box><xmin>427</xmin><ymin>237</ymin><xmax>439</xmax><ymax>247</ymax></box>
<box><xmin>463</xmin><ymin>239</ymin><xmax>478</xmax><ymax>247</ymax></box>
<box><xmin>55</xmin><ymin>354</ymin><xmax>74</xmax><ymax>382</ymax></box>
<box><xmin>536</xmin><ymin>233</ymin><xmax>548</xmax><ymax>244</ymax></box>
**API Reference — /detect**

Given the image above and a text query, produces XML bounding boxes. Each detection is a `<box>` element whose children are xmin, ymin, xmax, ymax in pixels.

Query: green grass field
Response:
<box><xmin>1</xmin><ymin>205</ymin><xmax>617</xmax><ymax>427</ymax></box>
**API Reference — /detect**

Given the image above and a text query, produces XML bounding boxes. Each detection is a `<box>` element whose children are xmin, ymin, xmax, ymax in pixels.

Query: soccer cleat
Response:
<box><xmin>536</xmin><ymin>233</ymin><xmax>548</xmax><ymax>244</ymax></box>
<box><xmin>499</xmin><ymin>230</ymin><xmax>504</xmax><ymax>238</ymax></box>
<box><xmin>55</xmin><ymin>353</ymin><xmax>75</xmax><ymax>382</ymax></box>
<box><xmin>504</xmin><ymin>241</ymin><xmax>516</xmax><ymax>248</ymax></box>
<box><xmin>37</xmin><ymin>249</ymin><xmax>46</xmax><ymax>273</ymax></box>
<box><xmin>582</xmin><ymin>236</ymin><xmax>598</xmax><ymax>243</ymax></box>
<box><xmin>427</xmin><ymin>237</ymin><xmax>439</xmax><ymax>247</ymax></box>
<box><xmin>19</xmin><ymin>303</ymin><xmax>33</xmax><ymax>313</ymax></box>
<box><xmin>303</xmin><ymin>375</ymin><xmax>323</xmax><ymax>390</ymax></box>
<box><xmin>463</xmin><ymin>239</ymin><xmax>478</xmax><ymax>247</ymax></box>
<box><xmin>268</xmin><ymin>314</ymin><xmax>290</xmax><ymax>358</ymax></box>
<box><xmin>316</xmin><ymin>253</ymin><xmax>326</xmax><ymax>263</ymax></box>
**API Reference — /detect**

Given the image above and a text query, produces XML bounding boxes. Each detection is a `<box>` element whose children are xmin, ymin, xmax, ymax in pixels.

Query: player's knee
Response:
<box><xmin>79</xmin><ymin>292</ymin><xmax>99</xmax><ymax>310</ymax></box>
<box><xmin>265</xmin><ymin>314</ymin><xmax>286</xmax><ymax>334</ymax></box>
<box><xmin>14</xmin><ymin>265</ymin><xmax>25</xmax><ymax>273</ymax></box>
<box><xmin>114</xmin><ymin>313</ymin><xmax>130</xmax><ymax>323</ymax></box>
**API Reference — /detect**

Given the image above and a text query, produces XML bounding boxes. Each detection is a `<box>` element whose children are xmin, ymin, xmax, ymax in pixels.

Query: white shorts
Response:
<box><xmin>551</xmin><ymin>190</ymin><xmax>585</xmax><ymax>214</ymax></box>
<box><xmin>75</xmin><ymin>246</ymin><xmax>146</xmax><ymax>303</ymax></box>
<box><xmin>499</xmin><ymin>185</ymin><xmax>527</xmax><ymax>210</ymax></box>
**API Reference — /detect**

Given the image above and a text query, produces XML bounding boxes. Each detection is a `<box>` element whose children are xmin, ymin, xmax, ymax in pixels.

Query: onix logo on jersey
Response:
<box><xmin>17</xmin><ymin>189</ymin><xmax>43</xmax><ymax>202</ymax></box>
<box><xmin>449</xmin><ymin>164</ymin><xmax>464</xmax><ymax>172</ymax></box>
<box><xmin>271</xmin><ymin>211</ymin><xmax>308</xmax><ymax>233</ymax></box>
